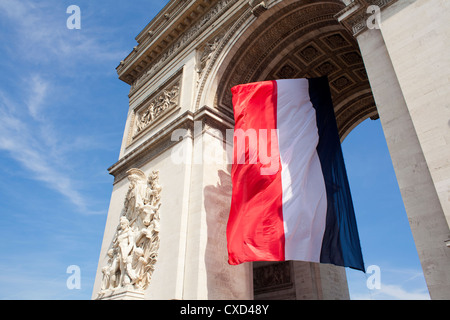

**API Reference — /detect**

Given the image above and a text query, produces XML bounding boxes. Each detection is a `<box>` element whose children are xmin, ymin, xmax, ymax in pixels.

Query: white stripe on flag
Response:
<box><xmin>276</xmin><ymin>79</ymin><xmax>328</xmax><ymax>262</ymax></box>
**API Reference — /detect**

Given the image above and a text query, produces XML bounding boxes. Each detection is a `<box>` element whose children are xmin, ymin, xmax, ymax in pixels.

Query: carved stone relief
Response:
<box><xmin>129</xmin><ymin>78</ymin><xmax>180</xmax><ymax>146</ymax></box>
<box><xmin>253</xmin><ymin>262</ymin><xmax>293</xmax><ymax>295</ymax></box>
<box><xmin>97</xmin><ymin>168</ymin><xmax>161</xmax><ymax>299</ymax></box>
<box><xmin>196</xmin><ymin>34</ymin><xmax>225</xmax><ymax>78</ymax></box>
<box><xmin>249</xmin><ymin>0</ymin><xmax>268</xmax><ymax>17</ymax></box>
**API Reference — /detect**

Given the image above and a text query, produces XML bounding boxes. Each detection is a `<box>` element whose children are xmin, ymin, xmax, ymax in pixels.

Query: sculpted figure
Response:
<box><xmin>100</xmin><ymin>249</ymin><xmax>118</xmax><ymax>292</ymax></box>
<box><xmin>115</xmin><ymin>217</ymin><xmax>135</xmax><ymax>286</ymax></box>
<box><xmin>197</xmin><ymin>37</ymin><xmax>221</xmax><ymax>74</ymax></box>
<box><xmin>98</xmin><ymin>168</ymin><xmax>162</xmax><ymax>298</ymax></box>
<box><xmin>122</xmin><ymin>169</ymin><xmax>148</xmax><ymax>230</ymax></box>
<box><xmin>126</xmin><ymin>247</ymin><xmax>146</xmax><ymax>287</ymax></box>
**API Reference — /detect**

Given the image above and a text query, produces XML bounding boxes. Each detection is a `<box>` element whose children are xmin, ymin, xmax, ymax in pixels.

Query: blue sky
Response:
<box><xmin>342</xmin><ymin>120</ymin><xmax>429</xmax><ymax>300</ymax></box>
<box><xmin>0</xmin><ymin>0</ymin><xmax>429</xmax><ymax>300</ymax></box>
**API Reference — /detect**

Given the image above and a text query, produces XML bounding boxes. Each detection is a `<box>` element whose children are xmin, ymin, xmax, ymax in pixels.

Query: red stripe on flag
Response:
<box><xmin>227</xmin><ymin>80</ymin><xmax>285</xmax><ymax>265</ymax></box>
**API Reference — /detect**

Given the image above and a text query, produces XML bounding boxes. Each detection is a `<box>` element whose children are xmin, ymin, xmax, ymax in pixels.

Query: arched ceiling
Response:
<box><xmin>216</xmin><ymin>0</ymin><xmax>377</xmax><ymax>140</ymax></box>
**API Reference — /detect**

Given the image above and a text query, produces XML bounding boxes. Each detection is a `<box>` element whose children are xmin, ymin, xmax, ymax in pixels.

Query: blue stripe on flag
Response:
<box><xmin>308</xmin><ymin>77</ymin><xmax>365</xmax><ymax>272</ymax></box>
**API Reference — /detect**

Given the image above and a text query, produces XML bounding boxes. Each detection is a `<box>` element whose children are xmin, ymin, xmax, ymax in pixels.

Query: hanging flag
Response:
<box><xmin>226</xmin><ymin>77</ymin><xmax>365</xmax><ymax>271</ymax></box>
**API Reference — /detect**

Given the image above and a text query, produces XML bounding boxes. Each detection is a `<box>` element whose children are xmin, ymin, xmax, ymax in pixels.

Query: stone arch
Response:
<box><xmin>205</xmin><ymin>0</ymin><xmax>377</xmax><ymax>141</ymax></box>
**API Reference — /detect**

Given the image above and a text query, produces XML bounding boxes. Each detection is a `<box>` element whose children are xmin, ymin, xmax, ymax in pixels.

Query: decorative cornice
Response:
<box><xmin>109</xmin><ymin>105</ymin><xmax>233</xmax><ymax>184</ymax></box>
<box><xmin>109</xmin><ymin>110</ymin><xmax>194</xmax><ymax>183</ymax></box>
<box><xmin>335</xmin><ymin>0</ymin><xmax>398</xmax><ymax>36</ymax></box>
<box><xmin>116</xmin><ymin>0</ymin><xmax>193</xmax><ymax>81</ymax></box>
<box><xmin>117</xmin><ymin>0</ymin><xmax>238</xmax><ymax>93</ymax></box>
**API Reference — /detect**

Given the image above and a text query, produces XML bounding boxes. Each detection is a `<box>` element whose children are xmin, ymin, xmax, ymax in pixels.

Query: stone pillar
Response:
<box><xmin>181</xmin><ymin>109</ymin><xmax>253</xmax><ymax>299</ymax></box>
<box><xmin>379</xmin><ymin>0</ymin><xmax>450</xmax><ymax>229</ymax></box>
<box><xmin>356</xmin><ymin>26</ymin><xmax>450</xmax><ymax>299</ymax></box>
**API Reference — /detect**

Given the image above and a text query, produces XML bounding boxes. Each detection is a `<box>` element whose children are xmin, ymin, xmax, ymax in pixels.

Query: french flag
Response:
<box><xmin>226</xmin><ymin>77</ymin><xmax>365</xmax><ymax>271</ymax></box>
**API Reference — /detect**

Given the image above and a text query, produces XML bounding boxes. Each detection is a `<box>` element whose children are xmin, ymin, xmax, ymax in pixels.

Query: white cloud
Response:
<box><xmin>0</xmin><ymin>75</ymin><xmax>100</xmax><ymax>214</ymax></box>
<box><xmin>347</xmin><ymin>266</ymin><xmax>430</xmax><ymax>300</ymax></box>
<box><xmin>375</xmin><ymin>284</ymin><xmax>430</xmax><ymax>300</ymax></box>
<box><xmin>0</xmin><ymin>1</ymin><xmax>125</xmax><ymax>215</ymax></box>
<box><xmin>352</xmin><ymin>284</ymin><xmax>429</xmax><ymax>300</ymax></box>
<box><xmin>26</xmin><ymin>75</ymin><xmax>49</xmax><ymax>120</ymax></box>
<box><xmin>0</xmin><ymin>0</ymin><xmax>126</xmax><ymax>67</ymax></box>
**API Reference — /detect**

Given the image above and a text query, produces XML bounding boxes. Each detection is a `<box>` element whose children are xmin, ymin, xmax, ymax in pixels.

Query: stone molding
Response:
<box><xmin>194</xmin><ymin>5</ymin><xmax>253</xmax><ymax>111</ymax></box>
<box><xmin>109</xmin><ymin>106</ymin><xmax>234</xmax><ymax>184</ymax></box>
<box><xmin>98</xmin><ymin>287</ymin><xmax>145</xmax><ymax>300</ymax></box>
<box><xmin>335</xmin><ymin>0</ymin><xmax>398</xmax><ymax>36</ymax></box>
<box><xmin>118</xmin><ymin>0</ymin><xmax>239</xmax><ymax>95</ymax></box>
<box><xmin>249</xmin><ymin>0</ymin><xmax>268</xmax><ymax>17</ymax></box>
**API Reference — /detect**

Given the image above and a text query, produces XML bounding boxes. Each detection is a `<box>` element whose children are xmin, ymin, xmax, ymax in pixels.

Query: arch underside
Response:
<box><xmin>216</xmin><ymin>0</ymin><xmax>377</xmax><ymax>140</ymax></box>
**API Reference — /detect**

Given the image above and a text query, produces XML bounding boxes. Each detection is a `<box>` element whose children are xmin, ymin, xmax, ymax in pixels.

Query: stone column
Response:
<box><xmin>356</xmin><ymin>27</ymin><xmax>450</xmax><ymax>299</ymax></box>
<box><xmin>182</xmin><ymin>108</ymin><xmax>253</xmax><ymax>299</ymax></box>
<box><xmin>379</xmin><ymin>0</ymin><xmax>450</xmax><ymax>230</ymax></box>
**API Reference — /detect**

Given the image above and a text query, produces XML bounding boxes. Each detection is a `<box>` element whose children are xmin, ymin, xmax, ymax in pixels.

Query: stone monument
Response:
<box><xmin>93</xmin><ymin>0</ymin><xmax>450</xmax><ymax>299</ymax></box>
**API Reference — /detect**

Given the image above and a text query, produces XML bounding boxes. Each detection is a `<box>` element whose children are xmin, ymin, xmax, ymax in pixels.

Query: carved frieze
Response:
<box><xmin>129</xmin><ymin>76</ymin><xmax>181</xmax><ymax>146</ymax></box>
<box><xmin>97</xmin><ymin>169</ymin><xmax>162</xmax><ymax>299</ymax></box>
<box><xmin>253</xmin><ymin>262</ymin><xmax>293</xmax><ymax>294</ymax></box>
<box><xmin>134</xmin><ymin>84</ymin><xmax>180</xmax><ymax>135</ymax></box>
